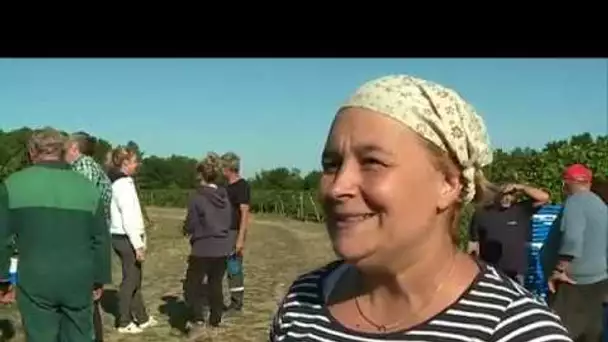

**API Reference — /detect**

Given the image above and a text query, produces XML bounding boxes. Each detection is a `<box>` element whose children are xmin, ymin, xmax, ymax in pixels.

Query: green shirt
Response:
<box><xmin>0</xmin><ymin>161</ymin><xmax>112</xmax><ymax>296</ymax></box>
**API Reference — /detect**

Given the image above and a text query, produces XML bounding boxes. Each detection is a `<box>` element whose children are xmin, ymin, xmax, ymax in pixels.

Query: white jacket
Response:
<box><xmin>110</xmin><ymin>176</ymin><xmax>146</xmax><ymax>250</ymax></box>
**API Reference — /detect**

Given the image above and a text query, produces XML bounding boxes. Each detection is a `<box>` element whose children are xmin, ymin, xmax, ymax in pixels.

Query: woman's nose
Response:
<box><xmin>328</xmin><ymin>163</ymin><xmax>360</xmax><ymax>200</ymax></box>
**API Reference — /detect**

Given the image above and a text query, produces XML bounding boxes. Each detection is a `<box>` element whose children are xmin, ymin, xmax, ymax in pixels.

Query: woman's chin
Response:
<box><xmin>332</xmin><ymin>241</ymin><xmax>373</xmax><ymax>264</ymax></box>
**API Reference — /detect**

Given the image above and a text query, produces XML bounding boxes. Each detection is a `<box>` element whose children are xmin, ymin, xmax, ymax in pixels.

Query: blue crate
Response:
<box><xmin>524</xmin><ymin>205</ymin><xmax>562</xmax><ymax>301</ymax></box>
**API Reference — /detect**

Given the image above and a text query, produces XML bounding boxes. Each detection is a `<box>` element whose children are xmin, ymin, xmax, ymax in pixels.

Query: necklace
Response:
<box><xmin>354</xmin><ymin>255</ymin><xmax>458</xmax><ymax>333</ymax></box>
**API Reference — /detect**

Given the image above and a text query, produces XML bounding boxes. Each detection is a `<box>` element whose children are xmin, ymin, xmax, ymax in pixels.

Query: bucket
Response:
<box><xmin>227</xmin><ymin>253</ymin><xmax>241</xmax><ymax>276</ymax></box>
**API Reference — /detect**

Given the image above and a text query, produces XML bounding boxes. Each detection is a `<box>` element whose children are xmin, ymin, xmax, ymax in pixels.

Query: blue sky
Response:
<box><xmin>1</xmin><ymin>58</ymin><xmax>606</xmax><ymax>177</ymax></box>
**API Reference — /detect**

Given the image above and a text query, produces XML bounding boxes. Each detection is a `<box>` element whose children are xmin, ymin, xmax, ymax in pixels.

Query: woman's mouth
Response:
<box><xmin>332</xmin><ymin>213</ymin><xmax>377</xmax><ymax>229</ymax></box>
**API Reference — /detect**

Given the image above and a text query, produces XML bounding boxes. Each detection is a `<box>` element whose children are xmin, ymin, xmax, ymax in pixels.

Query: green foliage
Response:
<box><xmin>0</xmin><ymin>127</ymin><xmax>33</xmax><ymax>179</ymax></box>
<box><xmin>136</xmin><ymin>155</ymin><xmax>198</xmax><ymax>190</ymax></box>
<box><xmin>484</xmin><ymin>133</ymin><xmax>608</xmax><ymax>203</ymax></box>
<box><xmin>1</xmin><ymin>127</ymin><xmax>607</xmax><ymax>247</ymax></box>
<box><xmin>91</xmin><ymin>137</ymin><xmax>112</xmax><ymax>166</ymax></box>
<box><xmin>458</xmin><ymin>205</ymin><xmax>475</xmax><ymax>250</ymax></box>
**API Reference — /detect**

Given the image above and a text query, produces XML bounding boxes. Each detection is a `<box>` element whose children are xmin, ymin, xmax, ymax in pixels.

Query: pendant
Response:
<box><xmin>378</xmin><ymin>325</ymin><xmax>387</xmax><ymax>332</ymax></box>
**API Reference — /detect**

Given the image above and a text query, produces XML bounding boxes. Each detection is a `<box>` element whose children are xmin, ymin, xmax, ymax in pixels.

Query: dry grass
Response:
<box><xmin>0</xmin><ymin>207</ymin><xmax>334</xmax><ymax>341</ymax></box>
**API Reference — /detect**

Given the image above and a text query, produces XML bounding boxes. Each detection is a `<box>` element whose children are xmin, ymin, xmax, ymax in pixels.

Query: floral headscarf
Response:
<box><xmin>339</xmin><ymin>74</ymin><xmax>493</xmax><ymax>203</ymax></box>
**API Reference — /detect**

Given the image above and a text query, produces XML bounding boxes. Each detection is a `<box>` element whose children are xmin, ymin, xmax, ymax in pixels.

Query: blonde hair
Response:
<box><xmin>221</xmin><ymin>152</ymin><xmax>241</xmax><ymax>173</ymax></box>
<box><xmin>110</xmin><ymin>145</ymin><xmax>138</xmax><ymax>169</ymax></box>
<box><xmin>28</xmin><ymin>127</ymin><xmax>66</xmax><ymax>159</ymax></box>
<box><xmin>423</xmin><ymin>139</ymin><xmax>496</xmax><ymax>245</ymax></box>
<box><xmin>197</xmin><ymin>152</ymin><xmax>223</xmax><ymax>183</ymax></box>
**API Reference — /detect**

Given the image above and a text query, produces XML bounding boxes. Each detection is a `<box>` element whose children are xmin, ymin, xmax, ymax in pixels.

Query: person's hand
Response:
<box><xmin>502</xmin><ymin>183</ymin><xmax>522</xmax><ymax>194</ymax></box>
<box><xmin>0</xmin><ymin>284</ymin><xmax>15</xmax><ymax>304</ymax></box>
<box><xmin>135</xmin><ymin>248</ymin><xmax>146</xmax><ymax>262</ymax></box>
<box><xmin>92</xmin><ymin>286</ymin><xmax>104</xmax><ymax>301</ymax></box>
<box><xmin>548</xmin><ymin>269</ymin><xmax>576</xmax><ymax>293</ymax></box>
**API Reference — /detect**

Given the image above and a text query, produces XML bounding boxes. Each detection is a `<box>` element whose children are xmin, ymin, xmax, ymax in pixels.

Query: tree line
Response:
<box><xmin>1</xmin><ymin>127</ymin><xmax>607</xmax><ymax>204</ymax></box>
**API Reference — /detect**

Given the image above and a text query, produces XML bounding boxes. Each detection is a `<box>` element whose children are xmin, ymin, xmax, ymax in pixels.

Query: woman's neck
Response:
<box><xmin>360</xmin><ymin>232</ymin><xmax>461</xmax><ymax>318</ymax></box>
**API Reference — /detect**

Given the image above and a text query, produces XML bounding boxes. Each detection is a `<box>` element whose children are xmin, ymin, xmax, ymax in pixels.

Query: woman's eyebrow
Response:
<box><xmin>354</xmin><ymin>144</ymin><xmax>392</xmax><ymax>156</ymax></box>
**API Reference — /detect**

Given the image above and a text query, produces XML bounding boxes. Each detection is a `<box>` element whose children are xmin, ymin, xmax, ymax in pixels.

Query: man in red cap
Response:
<box><xmin>548</xmin><ymin>163</ymin><xmax>608</xmax><ymax>342</ymax></box>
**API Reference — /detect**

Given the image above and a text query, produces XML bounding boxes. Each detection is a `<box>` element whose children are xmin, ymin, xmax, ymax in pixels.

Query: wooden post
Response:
<box><xmin>308</xmin><ymin>192</ymin><xmax>321</xmax><ymax>222</ymax></box>
<box><xmin>278</xmin><ymin>194</ymin><xmax>285</xmax><ymax>216</ymax></box>
<box><xmin>299</xmin><ymin>192</ymin><xmax>305</xmax><ymax>221</ymax></box>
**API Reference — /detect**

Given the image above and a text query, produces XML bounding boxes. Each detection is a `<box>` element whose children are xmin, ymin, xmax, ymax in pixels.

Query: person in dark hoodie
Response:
<box><xmin>182</xmin><ymin>152</ymin><xmax>234</xmax><ymax>338</ymax></box>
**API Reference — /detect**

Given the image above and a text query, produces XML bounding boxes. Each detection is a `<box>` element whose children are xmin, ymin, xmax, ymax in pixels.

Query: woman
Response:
<box><xmin>182</xmin><ymin>152</ymin><xmax>234</xmax><ymax>338</ymax></box>
<box><xmin>104</xmin><ymin>150</ymin><xmax>114</xmax><ymax>172</ymax></box>
<box><xmin>108</xmin><ymin>146</ymin><xmax>157</xmax><ymax>334</ymax></box>
<box><xmin>269</xmin><ymin>75</ymin><xmax>571</xmax><ymax>341</ymax></box>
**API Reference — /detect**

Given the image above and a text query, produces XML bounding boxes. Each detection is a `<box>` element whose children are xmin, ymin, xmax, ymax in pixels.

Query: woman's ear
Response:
<box><xmin>437</xmin><ymin>174</ymin><xmax>462</xmax><ymax>211</ymax></box>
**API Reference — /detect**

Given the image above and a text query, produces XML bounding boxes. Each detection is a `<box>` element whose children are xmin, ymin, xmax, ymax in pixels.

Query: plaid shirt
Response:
<box><xmin>71</xmin><ymin>155</ymin><xmax>112</xmax><ymax>222</ymax></box>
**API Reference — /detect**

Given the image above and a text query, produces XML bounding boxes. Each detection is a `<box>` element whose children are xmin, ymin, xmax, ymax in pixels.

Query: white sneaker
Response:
<box><xmin>117</xmin><ymin>322</ymin><xmax>143</xmax><ymax>334</ymax></box>
<box><xmin>139</xmin><ymin>316</ymin><xmax>159</xmax><ymax>329</ymax></box>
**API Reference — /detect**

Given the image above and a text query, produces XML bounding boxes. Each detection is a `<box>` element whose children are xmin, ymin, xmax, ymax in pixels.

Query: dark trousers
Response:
<box><xmin>18</xmin><ymin>286</ymin><xmax>93</xmax><ymax>342</ymax></box>
<box><xmin>550</xmin><ymin>278</ymin><xmax>608</xmax><ymax>342</ymax></box>
<box><xmin>112</xmin><ymin>235</ymin><xmax>149</xmax><ymax>328</ymax></box>
<box><xmin>184</xmin><ymin>255</ymin><xmax>227</xmax><ymax>325</ymax></box>
<box><xmin>227</xmin><ymin>254</ymin><xmax>244</xmax><ymax>309</ymax></box>
<box><xmin>93</xmin><ymin>299</ymin><xmax>103</xmax><ymax>341</ymax></box>
<box><xmin>603</xmin><ymin>303</ymin><xmax>608</xmax><ymax>342</ymax></box>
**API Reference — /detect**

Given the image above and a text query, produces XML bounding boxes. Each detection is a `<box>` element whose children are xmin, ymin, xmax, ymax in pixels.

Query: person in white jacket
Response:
<box><xmin>107</xmin><ymin>146</ymin><xmax>157</xmax><ymax>334</ymax></box>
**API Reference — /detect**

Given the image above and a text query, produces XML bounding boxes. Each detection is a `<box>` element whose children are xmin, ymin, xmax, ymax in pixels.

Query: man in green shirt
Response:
<box><xmin>0</xmin><ymin>127</ymin><xmax>112</xmax><ymax>342</ymax></box>
<box><xmin>65</xmin><ymin>131</ymin><xmax>112</xmax><ymax>342</ymax></box>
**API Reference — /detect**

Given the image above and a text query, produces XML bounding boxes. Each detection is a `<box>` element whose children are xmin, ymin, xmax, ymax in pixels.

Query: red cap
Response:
<box><xmin>563</xmin><ymin>164</ymin><xmax>593</xmax><ymax>182</ymax></box>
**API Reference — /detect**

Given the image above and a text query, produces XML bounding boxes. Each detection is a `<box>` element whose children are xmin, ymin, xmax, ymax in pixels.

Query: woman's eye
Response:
<box><xmin>322</xmin><ymin>160</ymin><xmax>340</xmax><ymax>173</ymax></box>
<box><xmin>361</xmin><ymin>158</ymin><xmax>385</xmax><ymax>169</ymax></box>
<box><xmin>362</xmin><ymin>157</ymin><xmax>382</xmax><ymax>165</ymax></box>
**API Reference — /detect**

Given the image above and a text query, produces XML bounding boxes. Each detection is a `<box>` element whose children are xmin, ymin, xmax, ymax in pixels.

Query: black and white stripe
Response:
<box><xmin>269</xmin><ymin>261</ymin><xmax>572</xmax><ymax>342</ymax></box>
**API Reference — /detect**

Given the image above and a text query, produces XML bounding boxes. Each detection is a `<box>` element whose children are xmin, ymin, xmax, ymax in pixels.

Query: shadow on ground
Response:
<box><xmin>0</xmin><ymin>319</ymin><xmax>16</xmax><ymax>341</ymax></box>
<box><xmin>159</xmin><ymin>295</ymin><xmax>189</xmax><ymax>334</ymax></box>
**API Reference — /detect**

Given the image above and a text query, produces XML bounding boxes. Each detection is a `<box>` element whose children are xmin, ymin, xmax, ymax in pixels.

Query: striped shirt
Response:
<box><xmin>269</xmin><ymin>261</ymin><xmax>572</xmax><ymax>342</ymax></box>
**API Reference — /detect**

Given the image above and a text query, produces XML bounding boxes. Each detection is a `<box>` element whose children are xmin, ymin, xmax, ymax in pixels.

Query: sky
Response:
<box><xmin>1</xmin><ymin>58</ymin><xmax>606</xmax><ymax>177</ymax></box>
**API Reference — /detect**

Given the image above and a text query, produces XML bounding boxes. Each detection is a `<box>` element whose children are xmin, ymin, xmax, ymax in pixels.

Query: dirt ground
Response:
<box><xmin>0</xmin><ymin>207</ymin><xmax>334</xmax><ymax>342</ymax></box>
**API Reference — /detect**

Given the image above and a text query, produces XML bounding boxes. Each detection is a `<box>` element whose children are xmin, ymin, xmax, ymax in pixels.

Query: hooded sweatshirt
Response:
<box><xmin>184</xmin><ymin>184</ymin><xmax>234</xmax><ymax>257</ymax></box>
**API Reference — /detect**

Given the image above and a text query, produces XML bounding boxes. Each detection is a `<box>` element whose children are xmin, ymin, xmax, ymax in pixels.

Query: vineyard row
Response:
<box><xmin>140</xmin><ymin>189</ymin><xmax>325</xmax><ymax>222</ymax></box>
<box><xmin>139</xmin><ymin>189</ymin><xmax>475</xmax><ymax>248</ymax></box>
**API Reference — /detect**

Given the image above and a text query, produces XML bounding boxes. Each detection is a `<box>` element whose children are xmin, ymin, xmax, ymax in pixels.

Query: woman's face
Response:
<box><xmin>123</xmin><ymin>154</ymin><xmax>140</xmax><ymax>175</ymax></box>
<box><xmin>320</xmin><ymin>108</ymin><xmax>459</xmax><ymax>269</ymax></box>
<box><xmin>104</xmin><ymin>152</ymin><xmax>112</xmax><ymax>167</ymax></box>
